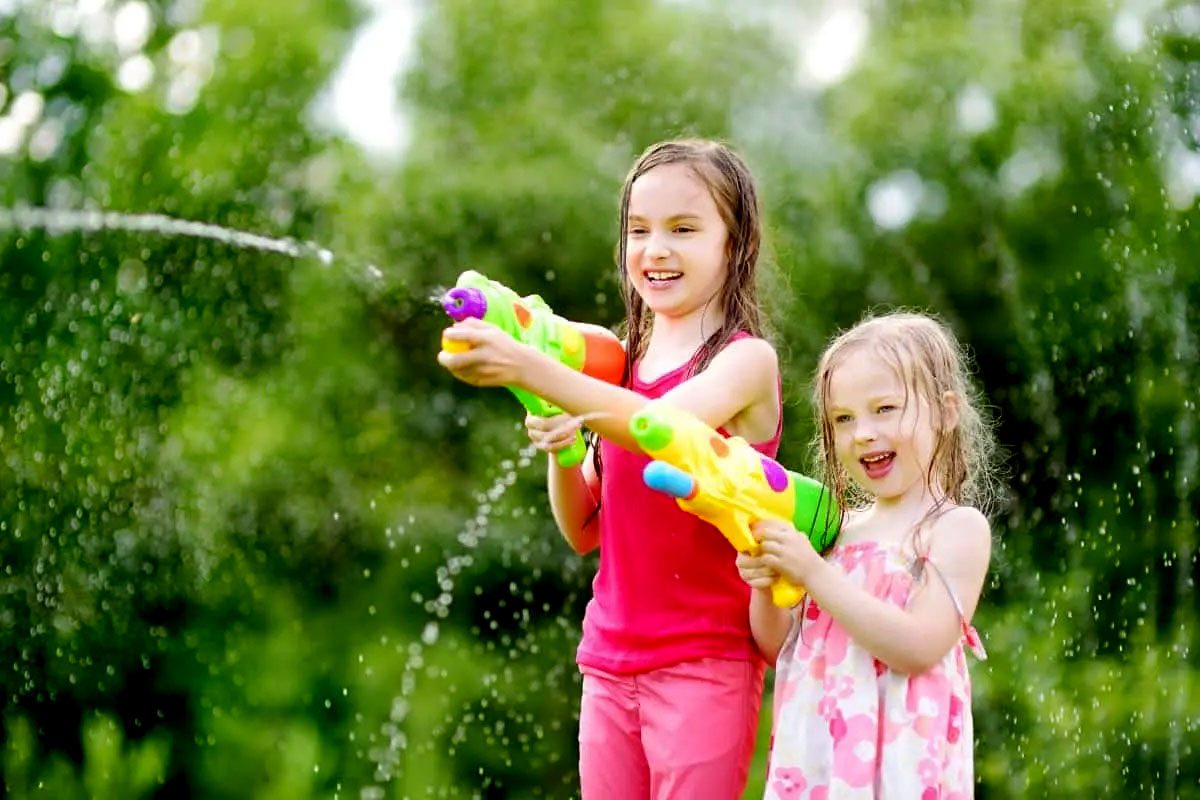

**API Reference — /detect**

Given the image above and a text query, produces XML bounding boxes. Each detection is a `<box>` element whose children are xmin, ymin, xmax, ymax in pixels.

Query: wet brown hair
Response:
<box><xmin>811</xmin><ymin>311</ymin><xmax>1002</xmax><ymax>545</ymax></box>
<box><xmin>615</xmin><ymin>138</ymin><xmax>769</xmax><ymax>377</ymax></box>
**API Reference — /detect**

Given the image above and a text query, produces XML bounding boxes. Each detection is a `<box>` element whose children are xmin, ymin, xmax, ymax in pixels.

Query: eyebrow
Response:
<box><xmin>627</xmin><ymin>213</ymin><xmax>703</xmax><ymax>223</ymax></box>
<box><xmin>829</xmin><ymin>393</ymin><xmax>904</xmax><ymax>410</ymax></box>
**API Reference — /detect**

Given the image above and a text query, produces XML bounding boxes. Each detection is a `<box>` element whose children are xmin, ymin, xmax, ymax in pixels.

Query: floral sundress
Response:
<box><xmin>765</xmin><ymin>540</ymin><xmax>987</xmax><ymax>799</ymax></box>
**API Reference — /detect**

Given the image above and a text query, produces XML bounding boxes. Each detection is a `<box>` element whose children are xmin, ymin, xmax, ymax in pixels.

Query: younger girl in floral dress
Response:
<box><xmin>737</xmin><ymin>311</ymin><xmax>1002</xmax><ymax>799</ymax></box>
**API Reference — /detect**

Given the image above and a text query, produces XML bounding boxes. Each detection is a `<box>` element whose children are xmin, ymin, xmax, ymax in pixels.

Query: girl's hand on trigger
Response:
<box><xmin>736</xmin><ymin>551</ymin><xmax>777</xmax><ymax>591</ymax></box>
<box><xmin>438</xmin><ymin>319</ymin><xmax>532</xmax><ymax>388</ymax></box>
<box><xmin>753</xmin><ymin>519</ymin><xmax>823</xmax><ymax>587</ymax></box>
<box><xmin>525</xmin><ymin>413</ymin><xmax>584</xmax><ymax>454</ymax></box>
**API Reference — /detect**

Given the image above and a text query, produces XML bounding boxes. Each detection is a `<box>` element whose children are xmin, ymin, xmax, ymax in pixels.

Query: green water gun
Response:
<box><xmin>439</xmin><ymin>270</ymin><xmax>625</xmax><ymax>467</ymax></box>
<box><xmin>629</xmin><ymin>399</ymin><xmax>841</xmax><ymax>608</ymax></box>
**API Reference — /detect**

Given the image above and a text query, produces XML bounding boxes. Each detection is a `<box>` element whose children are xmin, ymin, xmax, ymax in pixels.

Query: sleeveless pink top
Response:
<box><xmin>576</xmin><ymin>335</ymin><xmax>783</xmax><ymax>674</ymax></box>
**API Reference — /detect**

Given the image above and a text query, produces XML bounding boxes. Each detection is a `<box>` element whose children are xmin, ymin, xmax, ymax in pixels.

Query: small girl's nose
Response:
<box><xmin>645</xmin><ymin>233</ymin><xmax>671</xmax><ymax>259</ymax></box>
<box><xmin>853</xmin><ymin>420</ymin><xmax>877</xmax><ymax>442</ymax></box>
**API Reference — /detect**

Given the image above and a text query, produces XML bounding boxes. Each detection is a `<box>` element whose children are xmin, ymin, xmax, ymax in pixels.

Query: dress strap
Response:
<box><xmin>914</xmin><ymin>555</ymin><xmax>988</xmax><ymax>661</ymax></box>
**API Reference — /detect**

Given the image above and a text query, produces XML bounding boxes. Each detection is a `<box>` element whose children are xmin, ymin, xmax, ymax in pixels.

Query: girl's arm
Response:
<box><xmin>524</xmin><ymin>414</ymin><xmax>601</xmax><ymax>554</ymax></box>
<box><xmin>546</xmin><ymin>449</ymin><xmax>601</xmax><ymax>554</ymax></box>
<box><xmin>736</xmin><ymin>552</ymin><xmax>793</xmax><ymax>663</ymax></box>
<box><xmin>755</xmin><ymin>507</ymin><xmax>992</xmax><ymax>674</ymax></box>
<box><xmin>748</xmin><ymin>587</ymin><xmax>793</xmax><ymax>664</ymax></box>
<box><xmin>439</xmin><ymin>319</ymin><xmax>780</xmax><ymax>450</ymax></box>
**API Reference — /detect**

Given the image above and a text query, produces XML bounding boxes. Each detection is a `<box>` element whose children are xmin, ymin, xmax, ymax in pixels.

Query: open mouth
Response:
<box><xmin>644</xmin><ymin>270</ymin><xmax>682</xmax><ymax>286</ymax></box>
<box><xmin>860</xmin><ymin>452</ymin><xmax>895</xmax><ymax>479</ymax></box>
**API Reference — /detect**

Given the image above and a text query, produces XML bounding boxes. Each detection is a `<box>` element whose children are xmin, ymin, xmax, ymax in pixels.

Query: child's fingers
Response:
<box><xmin>756</xmin><ymin>520</ymin><xmax>803</xmax><ymax>545</ymax></box>
<box><xmin>760</xmin><ymin>537</ymin><xmax>805</xmax><ymax>558</ymax></box>
<box><xmin>525</xmin><ymin>414</ymin><xmax>565</xmax><ymax>433</ymax></box>
<box><xmin>525</xmin><ymin>421</ymin><xmax>583</xmax><ymax>454</ymax></box>
<box><xmin>525</xmin><ymin>414</ymin><xmax>581</xmax><ymax>452</ymax></box>
<box><xmin>737</xmin><ymin>567</ymin><xmax>776</xmax><ymax>589</ymax></box>
<box><xmin>535</xmin><ymin>412</ymin><xmax>609</xmax><ymax>441</ymax></box>
<box><xmin>436</xmin><ymin>349</ymin><xmax>474</xmax><ymax>382</ymax></box>
<box><xmin>545</xmin><ymin>416</ymin><xmax>581</xmax><ymax>437</ymax></box>
<box><xmin>751</xmin><ymin>518</ymin><xmax>784</xmax><ymax>538</ymax></box>
<box><xmin>437</xmin><ymin>349</ymin><xmax>488</xmax><ymax>385</ymax></box>
<box><xmin>441</xmin><ymin>317</ymin><xmax>489</xmax><ymax>337</ymax></box>
<box><xmin>541</xmin><ymin>426</ymin><xmax>577</xmax><ymax>452</ymax></box>
<box><xmin>736</xmin><ymin>552</ymin><xmax>773</xmax><ymax>578</ymax></box>
<box><xmin>440</xmin><ymin>320</ymin><xmax>504</xmax><ymax>357</ymax></box>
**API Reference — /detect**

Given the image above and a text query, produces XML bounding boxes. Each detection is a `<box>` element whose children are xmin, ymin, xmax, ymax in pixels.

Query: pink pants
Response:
<box><xmin>578</xmin><ymin>658</ymin><xmax>764</xmax><ymax>800</ymax></box>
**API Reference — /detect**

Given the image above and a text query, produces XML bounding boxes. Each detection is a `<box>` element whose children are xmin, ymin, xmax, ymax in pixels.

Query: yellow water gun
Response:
<box><xmin>629</xmin><ymin>399</ymin><xmax>840</xmax><ymax>608</ymax></box>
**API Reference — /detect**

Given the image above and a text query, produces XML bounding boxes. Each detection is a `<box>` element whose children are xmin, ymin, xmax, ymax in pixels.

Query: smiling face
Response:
<box><xmin>826</xmin><ymin>347</ymin><xmax>948</xmax><ymax>507</ymax></box>
<box><xmin>624</xmin><ymin>162</ymin><xmax>729</xmax><ymax>323</ymax></box>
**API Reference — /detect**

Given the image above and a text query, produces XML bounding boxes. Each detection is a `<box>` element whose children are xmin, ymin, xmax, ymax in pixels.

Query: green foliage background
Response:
<box><xmin>1</xmin><ymin>0</ymin><xmax>1196</xmax><ymax>797</ymax></box>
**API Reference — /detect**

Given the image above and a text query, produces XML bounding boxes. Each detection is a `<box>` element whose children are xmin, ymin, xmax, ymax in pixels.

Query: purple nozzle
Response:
<box><xmin>442</xmin><ymin>287</ymin><xmax>488</xmax><ymax>321</ymax></box>
<box><xmin>760</xmin><ymin>456</ymin><xmax>790</xmax><ymax>493</ymax></box>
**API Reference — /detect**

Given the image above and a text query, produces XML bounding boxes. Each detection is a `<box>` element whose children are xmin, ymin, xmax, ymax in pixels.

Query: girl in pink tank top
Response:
<box><xmin>440</xmin><ymin>138</ymin><xmax>784</xmax><ymax>799</ymax></box>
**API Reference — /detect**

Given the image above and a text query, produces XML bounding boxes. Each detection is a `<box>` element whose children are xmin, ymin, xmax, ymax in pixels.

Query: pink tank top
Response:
<box><xmin>576</xmin><ymin>334</ymin><xmax>783</xmax><ymax>674</ymax></box>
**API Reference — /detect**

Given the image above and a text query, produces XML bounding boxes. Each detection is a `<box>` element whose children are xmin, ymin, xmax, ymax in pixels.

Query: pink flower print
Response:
<box><xmin>881</xmin><ymin>575</ymin><xmax>913</xmax><ymax>607</ymax></box>
<box><xmin>831</xmin><ymin>713</ymin><xmax>878</xmax><ymax>788</ymax></box>
<box><xmin>775</xmin><ymin>670</ymin><xmax>802</xmax><ymax>706</ymax></box>
<box><xmin>809</xmin><ymin>651</ymin><xmax>827</xmax><ymax>683</ymax></box>
<box><xmin>811</xmin><ymin>788</ymin><xmax>829</xmax><ymax>800</ymax></box>
<box><xmin>947</xmin><ymin>693</ymin><xmax>964</xmax><ymax>744</ymax></box>
<box><xmin>906</xmin><ymin>670</ymin><xmax>950</xmax><ymax>739</ymax></box>
<box><xmin>820</xmin><ymin>672</ymin><xmax>853</xmax><ymax>700</ymax></box>
<box><xmin>861</xmin><ymin>553</ymin><xmax>888</xmax><ymax>586</ymax></box>
<box><xmin>918</xmin><ymin>758</ymin><xmax>944</xmax><ymax>799</ymax></box>
<box><xmin>828</xmin><ymin>708</ymin><xmax>847</xmax><ymax>740</ymax></box>
<box><xmin>833</xmin><ymin>545</ymin><xmax>866</xmax><ymax>573</ymax></box>
<box><xmin>817</xmin><ymin>681</ymin><xmax>853</xmax><ymax>722</ymax></box>
<box><xmin>795</xmin><ymin>608</ymin><xmax>825</xmax><ymax>664</ymax></box>
<box><xmin>820</xmin><ymin>618</ymin><xmax>851</xmax><ymax>667</ymax></box>
<box><xmin>805</xmin><ymin>598</ymin><xmax>823</xmax><ymax>622</ymax></box>
<box><xmin>803</xmin><ymin>615</ymin><xmax>848</xmax><ymax>682</ymax></box>
<box><xmin>770</xmin><ymin>767</ymin><xmax>806</xmax><ymax>799</ymax></box>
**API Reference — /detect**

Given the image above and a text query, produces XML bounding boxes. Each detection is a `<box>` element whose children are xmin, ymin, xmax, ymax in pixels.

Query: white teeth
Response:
<box><xmin>863</xmin><ymin>453</ymin><xmax>891</xmax><ymax>463</ymax></box>
<box><xmin>646</xmin><ymin>271</ymin><xmax>682</xmax><ymax>280</ymax></box>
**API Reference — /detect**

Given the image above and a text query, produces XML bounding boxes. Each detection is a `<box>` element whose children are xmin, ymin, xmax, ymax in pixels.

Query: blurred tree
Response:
<box><xmin>0</xmin><ymin>0</ymin><xmax>1197</xmax><ymax>797</ymax></box>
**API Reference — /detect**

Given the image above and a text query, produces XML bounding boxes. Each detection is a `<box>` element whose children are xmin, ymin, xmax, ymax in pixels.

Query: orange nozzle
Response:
<box><xmin>578</xmin><ymin>326</ymin><xmax>625</xmax><ymax>385</ymax></box>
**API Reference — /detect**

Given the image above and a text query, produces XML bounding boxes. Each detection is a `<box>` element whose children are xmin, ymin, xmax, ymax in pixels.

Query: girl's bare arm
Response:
<box><xmin>757</xmin><ymin>507</ymin><xmax>992</xmax><ymax>674</ymax></box>
<box><xmin>546</xmin><ymin>448</ymin><xmax>601</xmax><ymax>554</ymax></box>
<box><xmin>439</xmin><ymin>319</ymin><xmax>780</xmax><ymax>449</ymax></box>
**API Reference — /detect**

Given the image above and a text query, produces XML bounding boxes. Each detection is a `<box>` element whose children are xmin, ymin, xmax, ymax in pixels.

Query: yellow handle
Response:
<box><xmin>441</xmin><ymin>335</ymin><xmax>472</xmax><ymax>354</ymax></box>
<box><xmin>770</xmin><ymin>579</ymin><xmax>805</xmax><ymax>609</ymax></box>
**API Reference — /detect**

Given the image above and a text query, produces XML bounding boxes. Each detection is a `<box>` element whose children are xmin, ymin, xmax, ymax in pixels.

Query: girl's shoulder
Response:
<box><xmin>708</xmin><ymin>335</ymin><xmax>780</xmax><ymax>442</ymax></box>
<box><xmin>924</xmin><ymin>504</ymin><xmax>991</xmax><ymax>562</ymax></box>
<box><xmin>837</xmin><ymin>504</ymin><xmax>989</xmax><ymax>542</ymax></box>
<box><xmin>929</xmin><ymin>503</ymin><xmax>990</xmax><ymax>531</ymax></box>
<box><xmin>707</xmin><ymin>335</ymin><xmax>779</xmax><ymax>384</ymax></box>
<box><xmin>719</xmin><ymin>331</ymin><xmax>777</xmax><ymax>355</ymax></box>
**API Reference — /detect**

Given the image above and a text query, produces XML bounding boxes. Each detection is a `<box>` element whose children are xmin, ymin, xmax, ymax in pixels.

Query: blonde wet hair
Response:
<box><xmin>811</xmin><ymin>311</ymin><xmax>1003</xmax><ymax>536</ymax></box>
